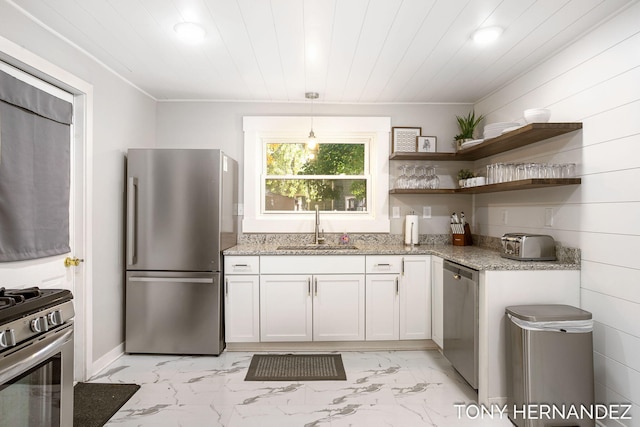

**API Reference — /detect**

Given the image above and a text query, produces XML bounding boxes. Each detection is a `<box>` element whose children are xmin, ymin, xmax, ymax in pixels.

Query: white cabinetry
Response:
<box><xmin>431</xmin><ymin>256</ymin><xmax>444</xmax><ymax>348</ymax></box>
<box><xmin>259</xmin><ymin>256</ymin><xmax>366</xmax><ymax>342</ymax></box>
<box><xmin>365</xmin><ymin>256</ymin><xmax>401</xmax><ymax>341</ymax></box>
<box><xmin>400</xmin><ymin>256</ymin><xmax>431</xmax><ymax>340</ymax></box>
<box><xmin>224</xmin><ymin>256</ymin><xmax>260</xmax><ymax>343</ymax></box>
<box><xmin>260</xmin><ymin>274</ymin><xmax>312</xmax><ymax>341</ymax></box>
<box><xmin>478</xmin><ymin>269</ymin><xmax>580</xmax><ymax>406</ymax></box>
<box><xmin>313</xmin><ymin>275</ymin><xmax>365</xmax><ymax>341</ymax></box>
<box><xmin>365</xmin><ymin>255</ymin><xmax>431</xmax><ymax>341</ymax></box>
<box><xmin>226</xmin><ymin>254</ymin><xmax>431</xmax><ymax>345</ymax></box>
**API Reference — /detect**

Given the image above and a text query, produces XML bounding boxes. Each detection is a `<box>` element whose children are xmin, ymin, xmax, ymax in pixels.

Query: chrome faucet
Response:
<box><xmin>314</xmin><ymin>205</ymin><xmax>325</xmax><ymax>245</ymax></box>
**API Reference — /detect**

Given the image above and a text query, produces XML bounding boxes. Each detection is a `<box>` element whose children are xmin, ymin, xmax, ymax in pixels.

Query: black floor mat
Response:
<box><xmin>73</xmin><ymin>382</ymin><xmax>140</xmax><ymax>427</ymax></box>
<box><xmin>245</xmin><ymin>353</ymin><xmax>346</xmax><ymax>381</ymax></box>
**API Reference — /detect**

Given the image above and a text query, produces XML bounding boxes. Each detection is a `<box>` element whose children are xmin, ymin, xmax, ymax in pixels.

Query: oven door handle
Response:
<box><xmin>0</xmin><ymin>327</ymin><xmax>73</xmax><ymax>383</ymax></box>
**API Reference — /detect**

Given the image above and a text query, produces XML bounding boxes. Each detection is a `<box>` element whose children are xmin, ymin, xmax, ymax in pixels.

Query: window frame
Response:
<box><xmin>243</xmin><ymin>116</ymin><xmax>390</xmax><ymax>233</ymax></box>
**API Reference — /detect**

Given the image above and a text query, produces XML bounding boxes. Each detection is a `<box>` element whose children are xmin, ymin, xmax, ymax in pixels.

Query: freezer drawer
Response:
<box><xmin>125</xmin><ymin>271</ymin><xmax>224</xmax><ymax>355</ymax></box>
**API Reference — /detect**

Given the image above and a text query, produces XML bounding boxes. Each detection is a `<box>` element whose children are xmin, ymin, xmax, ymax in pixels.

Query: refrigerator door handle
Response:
<box><xmin>126</xmin><ymin>177</ymin><xmax>138</xmax><ymax>266</ymax></box>
<box><xmin>129</xmin><ymin>277</ymin><xmax>213</xmax><ymax>283</ymax></box>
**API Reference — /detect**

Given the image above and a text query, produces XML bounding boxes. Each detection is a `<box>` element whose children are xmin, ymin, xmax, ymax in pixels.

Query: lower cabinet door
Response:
<box><xmin>225</xmin><ymin>275</ymin><xmax>260</xmax><ymax>343</ymax></box>
<box><xmin>313</xmin><ymin>274</ymin><xmax>365</xmax><ymax>341</ymax></box>
<box><xmin>260</xmin><ymin>275</ymin><xmax>312</xmax><ymax>342</ymax></box>
<box><xmin>400</xmin><ymin>256</ymin><xmax>432</xmax><ymax>340</ymax></box>
<box><xmin>365</xmin><ymin>274</ymin><xmax>400</xmax><ymax>341</ymax></box>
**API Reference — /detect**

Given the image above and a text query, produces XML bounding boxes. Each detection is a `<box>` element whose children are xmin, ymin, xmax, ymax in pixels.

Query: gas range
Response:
<box><xmin>0</xmin><ymin>287</ymin><xmax>74</xmax><ymax>353</ymax></box>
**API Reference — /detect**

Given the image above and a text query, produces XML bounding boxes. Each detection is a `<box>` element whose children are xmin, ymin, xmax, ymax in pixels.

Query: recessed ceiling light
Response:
<box><xmin>174</xmin><ymin>22</ymin><xmax>206</xmax><ymax>44</ymax></box>
<box><xmin>471</xmin><ymin>26</ymin><xmax>503</xmax><ymax>45</ymax></box>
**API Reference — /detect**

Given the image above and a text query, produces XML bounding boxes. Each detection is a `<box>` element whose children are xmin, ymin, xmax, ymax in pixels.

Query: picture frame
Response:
<box><xmin>417</xmin><ymin>136</ymin><xmax>437</xmax><ymax>153</ymax></box>
<box><xmin>391</xmin><ymin>127</ymin><xmax>422</xmax><ymax>153</ymax></box>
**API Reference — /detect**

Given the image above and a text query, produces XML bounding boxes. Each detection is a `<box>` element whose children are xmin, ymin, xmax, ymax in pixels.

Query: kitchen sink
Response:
<box><xmin>276</xmin><ymin>244</ymin><xmax>359</xmax><ymax>251</ymax></box>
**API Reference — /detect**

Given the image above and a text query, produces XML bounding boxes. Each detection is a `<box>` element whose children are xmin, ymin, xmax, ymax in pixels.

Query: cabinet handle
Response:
<box><xmin>232</xmin><ymin>264</ymin><xmax>248</xmax><ymax>268</ymax></box>
<box><xmin>402</xmin><ymin>258</ymin><xmax>405</xmax><ymax>276</ymax></box>
<box><xmin>314</xmin><ymin>277</ymin><xmax>318</xmax><ymax>296</ymax></box>
<box><xmin>308</xmin><ymin>278</ymin><xmax>311</xmax><ymax>296</ymax></box>
<box><xmin>375</xmin><ymin>263</ymin><xmax>390</xmax><ymax>267</ymax></box>
<box><xmin>225</xmin><ymin>278</ymin><xmax>228</xmax><ymax>296</ymax></box>
<box><xmin>395</xmin><ymin>277</ymin><xmax>399</xmax><ymax>295</ymax></box>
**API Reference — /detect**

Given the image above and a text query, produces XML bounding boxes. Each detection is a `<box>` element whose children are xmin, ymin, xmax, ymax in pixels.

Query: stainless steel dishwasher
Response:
<box><xmin>443</xmin><ymin>260</ymin><xmax>479</xmax><ymax>389</ymax></box>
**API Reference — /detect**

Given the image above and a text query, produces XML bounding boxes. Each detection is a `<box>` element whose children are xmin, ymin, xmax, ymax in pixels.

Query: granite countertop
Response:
<box><xmin>223</xmin><ymin>243</ymin><xmax>580</xmax><ymax>271</ymax></box>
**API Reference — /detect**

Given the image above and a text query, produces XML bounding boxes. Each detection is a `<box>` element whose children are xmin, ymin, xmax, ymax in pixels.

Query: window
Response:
<box><xmin>264</xmin><ymin>138</ymin><xmax>368</xmax><ymax>213</ymax></box>
<box><xmin>243</xmin><ymin>116</ymin><xmax>391</xmax><ymax>233</ymax></box>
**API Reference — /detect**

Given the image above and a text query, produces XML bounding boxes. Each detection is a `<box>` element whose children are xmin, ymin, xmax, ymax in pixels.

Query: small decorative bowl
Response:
<box><xmin>524</xmin><ymin>108</ymin><xmax>551</xmax><ymax>123</ymax></box>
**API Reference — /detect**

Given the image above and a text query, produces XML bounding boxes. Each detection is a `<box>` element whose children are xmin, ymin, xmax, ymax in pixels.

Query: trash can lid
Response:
<box><xmin>505</xmin><ymin>304</ymin><xmax>592</xmax><ymax>322</ymax></box>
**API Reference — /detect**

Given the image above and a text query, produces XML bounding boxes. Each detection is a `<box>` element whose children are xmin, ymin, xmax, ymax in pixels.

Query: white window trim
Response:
<box><xmin>243</xmin><ymin>116</ymin><xmax>390</xmax><ymax>233</ymax></box>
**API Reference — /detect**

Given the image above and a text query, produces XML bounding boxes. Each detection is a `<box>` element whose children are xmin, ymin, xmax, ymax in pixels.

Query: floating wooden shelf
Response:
<box><xmin>456</xmin><ymin>178</ymin><xmax>581</xmax><ymax>194</ymax></box>
<box><xmin>389</xmin><ymin>152</ymin><xmax>459</xmax><ymax>161</ymax></box>
<box><xmin>389</xmin><ymin>123</ymin><xmax>583</xmax><ymax>162</ymax></box>
<box><xmin>389</xmin><ymin>188</ymin><xmax>458</xmax><ymax>195</ymax></box>
<box><xmin>390</xmin><ymin>178</ymin><xmax>581</xmax><ymax>195</ymax></box>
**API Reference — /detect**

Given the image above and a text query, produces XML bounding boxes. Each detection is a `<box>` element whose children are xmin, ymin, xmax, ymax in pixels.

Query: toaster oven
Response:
<box><xmin>500</xmin><ymin>233</ymin><xmax>556</xmax><ymax>261</ymax></box>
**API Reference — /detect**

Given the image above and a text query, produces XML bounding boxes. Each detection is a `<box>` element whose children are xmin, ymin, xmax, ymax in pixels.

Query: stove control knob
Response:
<box><xmin>47</xmin><ymin>310</ymin><xmax>64</xmax><ymax>326</ymax></box>
<box><xmin>0</xmin><ymin>329</ymin><xmax>16</xmax><ymax>348</ymax></box>
<box><xmin>30</xmin><ymin>317</ymin><xmax>49</xmax><ymax>333</ymax></box>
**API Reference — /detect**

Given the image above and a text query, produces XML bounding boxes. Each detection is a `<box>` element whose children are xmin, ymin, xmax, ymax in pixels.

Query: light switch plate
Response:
<box><xmin>423</xmin><ymin>206</ymin><xmax>431</xmax><ymax>218</ymax></box>
<box><xmin>392</xmin><ymin>206</ymin><xmax>400</xmax><ymax>218</ymax></box>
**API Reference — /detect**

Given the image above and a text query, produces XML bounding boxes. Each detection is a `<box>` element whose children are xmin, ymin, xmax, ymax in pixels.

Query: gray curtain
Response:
<box><xmin>0</xmin><ymin>70</ymin><xmax>73</xmax><ymax>261</ymax></box>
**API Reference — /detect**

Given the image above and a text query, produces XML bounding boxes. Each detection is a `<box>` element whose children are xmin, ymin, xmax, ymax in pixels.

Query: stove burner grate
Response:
<box><xmin>0</xmin><ymin>287</ymin><xmax>73</xmax><ymax>324</ymax></box>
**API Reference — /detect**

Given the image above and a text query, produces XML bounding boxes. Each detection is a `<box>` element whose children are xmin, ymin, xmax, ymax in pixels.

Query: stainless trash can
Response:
<box><xmin>505</xmin><ymin>304</ymin><xmax>595</xmax><ymax>427</ymax></box>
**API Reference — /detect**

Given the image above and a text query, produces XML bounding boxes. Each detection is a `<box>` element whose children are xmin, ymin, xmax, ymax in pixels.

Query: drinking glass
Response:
<box><xmin>396</xmin><ymin>164</ymin><xmax>408</xmax><ymax>189</ymax></box>
<box><xmin>415</xmin><ymin>165</ymin><xmax>427</xmax><ymax>189</ymax></box>
<box><xmin>429</xmin><ymin>166</ymin><xmax>440</xmax><ymax>189</ymax></box>
<box><xmin>515</xmin><ymin>163</ymin><xmax>526</xmax><ymax>181</ymax></box>
<box><xmin>562</xmin><ymin>163</ymin><xmax>576</xmax><ymax>178</ymax></box>
<box><xmin>406</xmin><ymin>164</ymin><xmax>417</xmax><ymax>189</ymax></box>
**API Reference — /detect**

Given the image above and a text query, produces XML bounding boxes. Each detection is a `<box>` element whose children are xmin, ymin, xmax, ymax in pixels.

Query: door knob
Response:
<box><xmin>64</xmin><ymin>257</ymin><xmax>84</xmax><ymax>267</ymax></box>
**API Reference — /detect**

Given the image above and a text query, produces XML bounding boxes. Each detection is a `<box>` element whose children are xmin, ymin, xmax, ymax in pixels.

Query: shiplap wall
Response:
<box><xmin>474</xmin><ymin>3</ymin><xmax>640</xmax><ymax>426</ymax></box>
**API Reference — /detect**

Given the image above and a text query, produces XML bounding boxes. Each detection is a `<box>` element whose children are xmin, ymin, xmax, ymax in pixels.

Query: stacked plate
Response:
<box><xmin>483</xmin><ymin>122</ymin><xmax>520</xmax><ymax>139</ymax></box>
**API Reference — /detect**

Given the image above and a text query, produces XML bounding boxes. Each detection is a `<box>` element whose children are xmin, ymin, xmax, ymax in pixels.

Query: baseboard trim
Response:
<box><xmin>89</xmin><ymin>342</ymin><xmax>124</xmax><ymax>379</ymax></box>
<box><xmin>226</xmin><ymin>339</ymin><xmax>438</xmax><ymax>352</ymax></box>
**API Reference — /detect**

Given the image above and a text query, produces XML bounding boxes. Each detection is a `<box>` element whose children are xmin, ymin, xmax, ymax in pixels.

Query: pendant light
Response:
<box><xmin>306</xmin><ymin>92</ymin><xmax>319</xmax><ymax>149</ymax></box>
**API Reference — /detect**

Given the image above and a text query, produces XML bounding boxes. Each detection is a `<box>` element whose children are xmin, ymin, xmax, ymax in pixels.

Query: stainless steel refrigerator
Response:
<box><xmin>124</xmin><ymin>149</ymin><xmax>237</xmax><ymax>355</ymax></box>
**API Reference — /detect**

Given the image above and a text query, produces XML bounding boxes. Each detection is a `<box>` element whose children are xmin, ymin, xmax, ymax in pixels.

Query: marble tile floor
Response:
<box><xmin>92</xmin><ymin>350</ymin><xmax>513</xmax><ymax>427</ymax></box>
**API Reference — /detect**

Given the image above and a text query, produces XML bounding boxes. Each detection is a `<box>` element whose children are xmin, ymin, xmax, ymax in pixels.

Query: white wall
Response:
<box><xmin>0</xmin><ymin>3</ymin><xmax>156</xmax><ymax>371</ymax></box>
<box><xmin>474</xmin><ymin>4</ymin><xmax>640</xmax><ymax>425</ymax></box>
<box><xmin>156</xmin><ymin>101</ymin><xmax>474</xmax><ymax>235</ymax></box>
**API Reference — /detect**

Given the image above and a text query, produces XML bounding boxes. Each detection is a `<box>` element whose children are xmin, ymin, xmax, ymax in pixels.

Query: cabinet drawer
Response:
<box><xmin>224</xmin><ymin>256</ymin><xmax>259</xmax><ymax>274</ymax></box>
<box><xmin>366</xmin><ymin>256</ymin><xmax>402</xmax><ymax>274</ymax></box>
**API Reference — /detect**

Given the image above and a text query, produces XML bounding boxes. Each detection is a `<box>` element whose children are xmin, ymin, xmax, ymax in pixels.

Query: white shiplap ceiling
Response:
<box><xmin>10</xmin><ymin>0</ymin><xmax>635</xmax><ymax>102</ymax></box>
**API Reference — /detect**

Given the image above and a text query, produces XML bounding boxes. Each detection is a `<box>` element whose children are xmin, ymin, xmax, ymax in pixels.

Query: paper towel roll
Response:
<box><xmin>404</xmin><ymin>215</ymin><xmax>419</xmax><ymax>245</ymax></box>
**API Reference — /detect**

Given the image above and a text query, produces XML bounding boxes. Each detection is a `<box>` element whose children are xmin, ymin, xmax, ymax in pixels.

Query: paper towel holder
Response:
<box><xmin>404</xmin><ymin>213</ymin><xmax>419</xmax><ymax>246</ymax></box>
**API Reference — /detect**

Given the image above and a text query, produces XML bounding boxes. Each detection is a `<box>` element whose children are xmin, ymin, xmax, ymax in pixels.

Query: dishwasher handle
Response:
<box><xmin>443</xmin><ymin>260</ymin><xmax>478</xmax><ymax>281</ymax></box>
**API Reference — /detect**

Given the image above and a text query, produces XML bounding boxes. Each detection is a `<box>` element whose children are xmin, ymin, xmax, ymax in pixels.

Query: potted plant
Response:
<box><xmin>457</xmin><ymin>169</ymin><xmax>474</xmax><ymax>188</ymax></box>
<box><xmin>454</xmin><ymin>111</ymin><xmax>485</xmax><ymax>150</ymax></box>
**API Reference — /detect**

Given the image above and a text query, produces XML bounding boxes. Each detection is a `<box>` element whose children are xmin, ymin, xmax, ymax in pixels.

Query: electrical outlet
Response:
<box><xmin>544</xmin><ymin>208</ymin><xmax>554</xmax><ymax>227</ymax></box>
<box><xmin>502</xmin><ymin>209</ymin><xmax>508</xmax><ymax>225</ymax></box>
<box><xmin>423</xmin><ymin>206</ymin><xmax>431</xmax><ymax>219</ymax></box>
<box><xmin>392</xmin><ymin>206</ymin><xmax>400</xmax><ymax>218</ymax></box>
<box><xmin>237</xmin><ymin>203</ymin><xmax>244</xmax><ymax>216</ymax></box>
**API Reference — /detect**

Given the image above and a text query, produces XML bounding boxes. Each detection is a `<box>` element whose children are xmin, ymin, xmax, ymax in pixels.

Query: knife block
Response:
<box><xmin>452</xmin><ymin>223</ymin><xmax>473</xmax><ymax>246</ymax></box>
